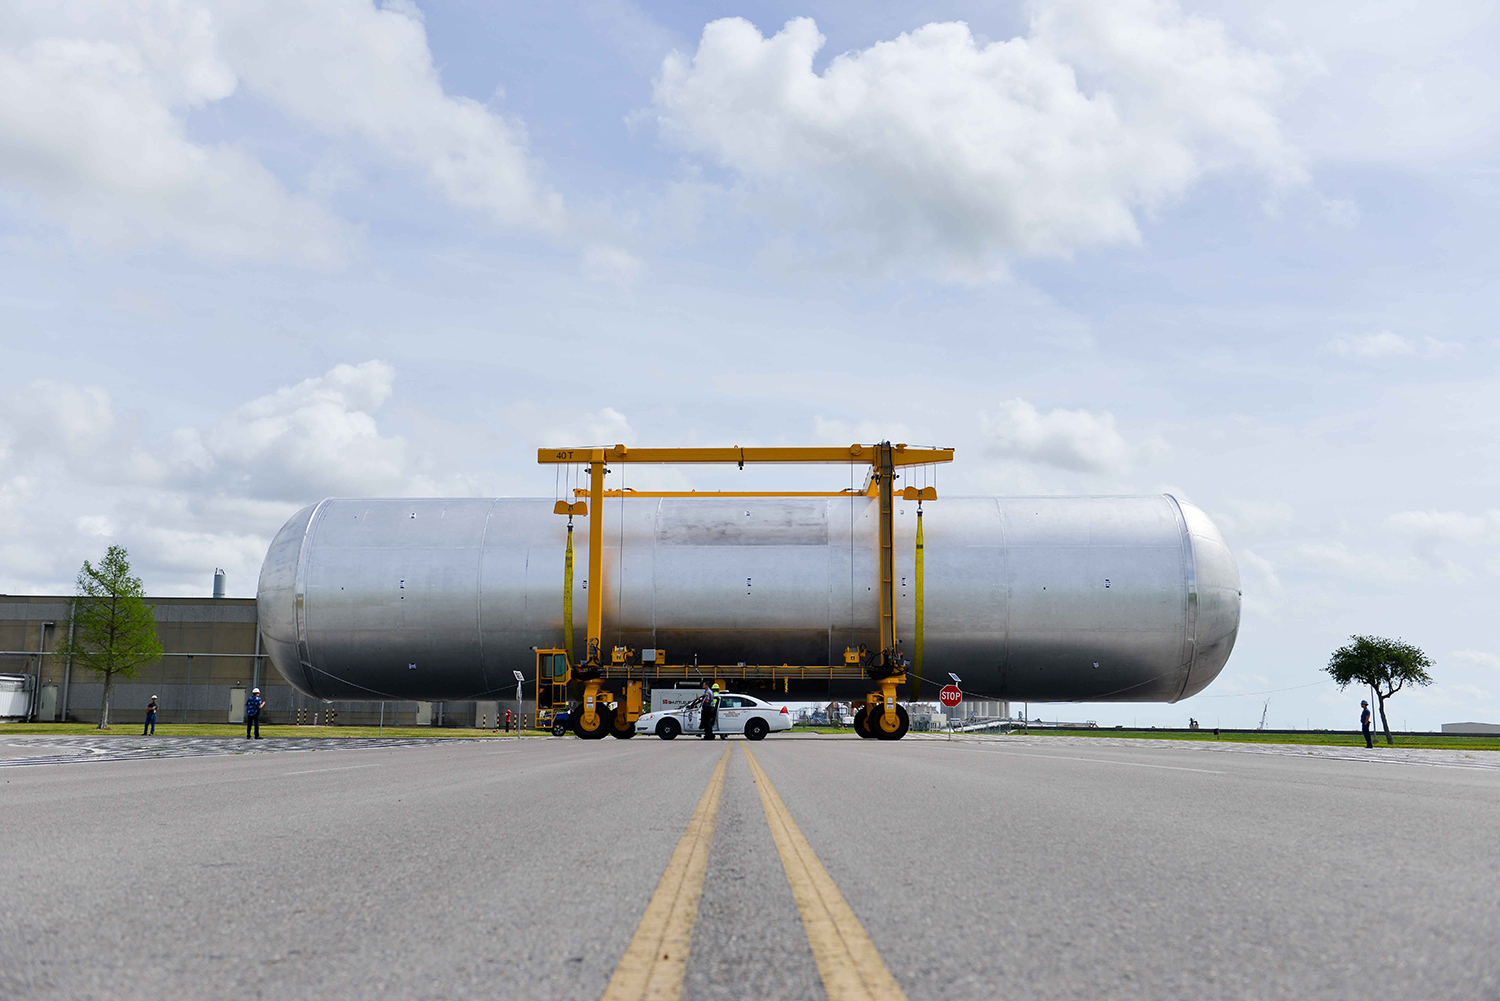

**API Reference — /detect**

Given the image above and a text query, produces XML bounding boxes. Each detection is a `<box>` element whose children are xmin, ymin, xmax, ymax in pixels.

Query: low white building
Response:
<box><xmin>1442</xmin><ymin>722</ymin><xmax>1500</xmax><ymax>735</ymax></box>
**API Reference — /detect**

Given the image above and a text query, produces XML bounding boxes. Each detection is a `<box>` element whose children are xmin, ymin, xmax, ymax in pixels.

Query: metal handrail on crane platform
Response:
<box><xmin>535</xmin><ymin>442</ymin><xmax>954</xmax><ymax>741</ymax></box>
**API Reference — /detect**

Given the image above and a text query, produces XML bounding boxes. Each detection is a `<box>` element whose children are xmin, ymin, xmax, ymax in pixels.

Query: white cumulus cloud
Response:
<box><xmin>1451</xmin><ymin>649</ymin><xmax>1500</xmax><ymax>672</ymax></box>
<box><xmin>582</xmin><ymin>245</ymin><xmax>644</xmax><ymax>287</ymax></box>
<box><xmin>0</xmin><ymin>26</ymin><xmax>347</xmax><ymax>260</ymax></box>
<box><xmin>1213</xmin><ymin>499</ymin><xmax>1296</xmax><ymax>539</ymax></box>
<box><xmin>981</xmin><ymin>399</ymin><xmax>1160</xmax><ymax>475</ymax></box>
<box><xmin>1386</xmin><ymin>509</ymin><xmax>1500</xmax><ymax>544</ymax></box>
<box><xmin>0</xmin><ymin>360</ymin><xmax>466</xmax><ymax>596</ymax></box>
<box><xmin>220</xmin><ymin>0</ymin><xmax>560</xmax><ymax>231</ymax></box>
<box><xmin>542</xmin><ymin>407</ymin><xmax>635</xmax><ymax>449</ymax></box>
<box><xmin>650</xmin><ymin>1</ymin><xmax>1303</xmax><ymax>275</ymax></box>
<box><xmin>168</xmin><ymin>360</ymin><xmax>410</xmax><ymax>501</ymax></box>
<box><xmin>0</xmin><ymin>0</ymin><xmax>558</xmax><ymax>259</ymax></box>
<box><xmin>1331</xmin><ymin>332</ymin><xmax>1458</xmax><ymax>360</ymax></box>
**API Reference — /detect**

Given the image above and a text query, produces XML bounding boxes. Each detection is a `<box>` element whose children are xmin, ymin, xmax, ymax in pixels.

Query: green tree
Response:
<box><xmin>56</xmin><ymin>545</ymin><xmax>163</xmax><ymax>729</ymax></box>
<box><xmin>1324</xmin><ymin>635</ymin><xmax>1433</xmax><ymax>745</ymax></box>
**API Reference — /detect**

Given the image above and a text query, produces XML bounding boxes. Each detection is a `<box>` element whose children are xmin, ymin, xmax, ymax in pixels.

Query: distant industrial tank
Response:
<box><xmin>257</xmin><ymin>495</ymin><xmax>1239</xmax><ymax>704</ymax></box>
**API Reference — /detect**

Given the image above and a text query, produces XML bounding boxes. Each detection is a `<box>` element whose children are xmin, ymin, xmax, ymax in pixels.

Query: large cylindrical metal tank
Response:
<box><xmin>257</xmin><ymin>495</ymin><xmax>1239</xmax><ymax>704</ymax></box>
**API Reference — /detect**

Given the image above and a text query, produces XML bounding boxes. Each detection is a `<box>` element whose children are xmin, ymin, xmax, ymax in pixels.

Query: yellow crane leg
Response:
<box><xmin>586</xmin><ymin>455</ymin><xmax>605</xmax><ymax>667</ymax></box>
<box><xmin>607</xmin><ymin>680</ymin><xmax>642</xmax><ymax>739</ymax></box>
<box><xmin>569</xmin><ymin>454</ymin><xmax>613</xmax><ymax>739</ymax></box>
<box><xmin>876</xmin><ymin>442</ymin><xmax>896</xmax><ymax>662</ymax></box>
<box><xmin>574</xmin><ymin>677</ymin><xmax>611</xmax><ymax>738</ymax></box>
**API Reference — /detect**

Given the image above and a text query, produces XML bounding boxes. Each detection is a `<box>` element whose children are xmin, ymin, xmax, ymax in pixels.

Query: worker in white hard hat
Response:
<box><xmin>143</xmin><ymin>694</ymin><xmax>158</xmax><ymax>736</ymax></box>
<box><xmin>245</xmin><ymin>687</ymin><xmax>265</xmax><ymax>740</ymax></box>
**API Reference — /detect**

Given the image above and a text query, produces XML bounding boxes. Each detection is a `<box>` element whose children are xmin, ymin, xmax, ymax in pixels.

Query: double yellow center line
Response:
<box><xmin>742</xmin><ymin>745</ymin><xmax>907</xmax><ymax>1000</ymax></box>
<box><xmin>602</xmin><ymin>746</ymin><xmax>730</xmax><ymax>1000</ymax></box>
<box><xmin>602</xmin><ymin>745</ymin><xmax>906</xmax><ymax>1001</ymax></box>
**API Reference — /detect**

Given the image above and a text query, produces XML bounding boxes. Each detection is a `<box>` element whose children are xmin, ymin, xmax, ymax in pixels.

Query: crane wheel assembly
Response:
<box><xmin>571</xmin><ymin>700</ymin><xmax>613</xmax><ymax>739</ymax></box>
<box><xmin>853</xmin><ymin>699</ymin><xmax>910</xmax><ymax>740</ymax></box>
<box><xmin>870</xmin><ymin>702</ymin><xmax>910</xmax><ymax>740</ymax></box>
<box><xmin>853</xmin><ymin>707</ymin><xmax>872</xmax><ymax>739</ymax></box>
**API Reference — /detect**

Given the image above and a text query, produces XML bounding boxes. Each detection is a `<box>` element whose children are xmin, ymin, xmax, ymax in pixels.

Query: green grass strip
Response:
<box><xmin>0</xmin><ymin>723</ymin><xmax>545</xmax><ymax>739</ymax></box>
<box><xmin>1024</xmin><ymin>728</ymin><xmax>1500</xmax><ymax>751</ymax></box>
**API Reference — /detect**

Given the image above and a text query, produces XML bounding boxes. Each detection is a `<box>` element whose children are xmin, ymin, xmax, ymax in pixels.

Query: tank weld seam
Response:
<box><xmin>1163</xmin><ymin>493</ymin><xmax>1198</xmax><ymax>704</ymax></box>
<box><xmin>292</xmin><ymin>499</ymin><xmax>329</xmax><ymax>695</ymax></box>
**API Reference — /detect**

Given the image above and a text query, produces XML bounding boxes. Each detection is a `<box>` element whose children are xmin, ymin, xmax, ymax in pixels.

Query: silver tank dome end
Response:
<box><xmin>1173</xmin><ymin>498</ymin><xmax>1241</xmax><ymax>701</ymax></box>
<box><xmin>257</xmin><ymin>502</ymin><xmax>320</xmax><ymax>699</ymax></box>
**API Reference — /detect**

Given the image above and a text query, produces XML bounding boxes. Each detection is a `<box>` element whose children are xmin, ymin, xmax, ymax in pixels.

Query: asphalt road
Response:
<box><xmin>2</xmin><ymin>733</ymin><xmax>1498</xmax><ymax>1000</ymax></box>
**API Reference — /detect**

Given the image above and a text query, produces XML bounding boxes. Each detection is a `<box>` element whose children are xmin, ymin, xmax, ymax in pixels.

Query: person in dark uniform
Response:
<box><xmin>245</xmin><ymin>688</ymin><xmax>265</xmax><ymax>740</ymax></box>
<box><xmin>143</xmin><ymin>695</ymin><xmax>158</xmax><ymax>736</ymax></box>
<box><xmin>1360</xmin><ymin>700</ymin><xmax>1373</xmax><ymax>748</ymax></box>
<box><xmin>700</xmin><ymin>682</ymin><xmax>720</xmax><ymax>740</ymax></box>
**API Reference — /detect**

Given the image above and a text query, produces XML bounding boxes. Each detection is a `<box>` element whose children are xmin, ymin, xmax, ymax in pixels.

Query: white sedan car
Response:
<box><xmin>636</xmin><ymin>693</ymin><xmax>793</xmax><ymax>741</ymax></box>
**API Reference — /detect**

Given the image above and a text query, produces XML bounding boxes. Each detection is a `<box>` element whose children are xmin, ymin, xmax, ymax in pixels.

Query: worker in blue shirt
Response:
<box><xmin>245</xmin><ymin>687</ymin><xmax>265</xmax><ymax>740</ymax></box>
<box><xmin>1360</xmin><ymin>700</ymin><xmax>1373</xmax><ymax>748</ymax></box>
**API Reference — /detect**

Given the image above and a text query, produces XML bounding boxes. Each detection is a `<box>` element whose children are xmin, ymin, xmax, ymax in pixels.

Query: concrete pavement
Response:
<box><xmin>2</xmin><ymin>733</ymin><xmax>1497</xmax><ymax>999</ymax></box>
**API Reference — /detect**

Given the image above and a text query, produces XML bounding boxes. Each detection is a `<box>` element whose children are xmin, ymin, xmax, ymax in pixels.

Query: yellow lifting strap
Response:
<box><xmin>555</xmin><ymin>498</ymin><xmax>585</xmax><ymax>666</ymax></box>
<box><xmin>914</xmin><ymin>504</ymin><xmax>925</xmax><ymax>700</ymax></box>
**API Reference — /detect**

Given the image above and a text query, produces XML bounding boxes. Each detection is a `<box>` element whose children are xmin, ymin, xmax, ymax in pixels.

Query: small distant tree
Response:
<box><xmin>56</xmin><ymin>546</ymin><xmax>163</xmax><ymax>729</ymax></box>
<box><xmin>1324</xmin><ymin>635</ymin><xmax>1433</xmax><ymax>745</ymax></box>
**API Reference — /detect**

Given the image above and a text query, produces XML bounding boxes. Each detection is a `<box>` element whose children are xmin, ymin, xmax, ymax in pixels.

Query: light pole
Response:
<box><xmin>513</xmin><ymin>670</ymin><xmax>525</xmax><ymax>738</ymax></box>
<box><xmin>947</xmin><ymin>673</ymin><xmax>960</xmax><ymax>740</ymax></box>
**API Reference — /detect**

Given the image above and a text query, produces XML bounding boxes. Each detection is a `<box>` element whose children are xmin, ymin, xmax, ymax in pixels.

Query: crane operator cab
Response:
<box><xmin>534</xmin><ymin>648</ymin><xmax>571</xmax><ymax>735</ymax></box>
<box><xmin>533</xmin><ymin>647</ymin><xmax>643</xmax><ymax>739</ymax></box>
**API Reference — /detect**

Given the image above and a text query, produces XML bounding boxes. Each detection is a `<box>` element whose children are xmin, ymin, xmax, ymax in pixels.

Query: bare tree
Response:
<box><xmin>1325</xmin><ymin>635</ymin><xmax>1433</xmax><ymax>746</ymax></box>
<box><xmin>56</xmin><ymin>546</ymin><xmax>163</xmax><ymax>729</ymax></box>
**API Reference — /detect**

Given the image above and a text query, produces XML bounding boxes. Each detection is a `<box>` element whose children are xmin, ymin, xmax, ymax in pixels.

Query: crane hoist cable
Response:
<box><xmin>617</xmin><ymin>461</ymin><xmax>625</xmax><ymax>651</ymax></box>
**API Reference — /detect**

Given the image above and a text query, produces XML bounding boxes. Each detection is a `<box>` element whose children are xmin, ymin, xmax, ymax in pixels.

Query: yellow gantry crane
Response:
<box><xmin>536</xmin><ymin>442</ymin><xmax>952</xmax><ymax>740</ymax></box>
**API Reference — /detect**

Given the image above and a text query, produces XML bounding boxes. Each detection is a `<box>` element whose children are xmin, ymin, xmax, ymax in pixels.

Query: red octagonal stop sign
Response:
<box><xmin>939</xmin><ymin>685</ymin><xmax>963</xmax><ymax>708</ymax></box>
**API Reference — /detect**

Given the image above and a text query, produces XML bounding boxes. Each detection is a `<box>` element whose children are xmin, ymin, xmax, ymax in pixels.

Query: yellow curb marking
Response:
<box><xmin>742</xmin><ymin>744</ymin><xmax>908</xmax><ymax>1001</ymax></box>
<box><xmin>601</xmin><ymin>745</ymin><xmax>731</xmax><ymax>1001</ymax></box>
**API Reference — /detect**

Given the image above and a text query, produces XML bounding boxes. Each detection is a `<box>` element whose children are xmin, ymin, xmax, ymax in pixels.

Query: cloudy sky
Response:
<box><xmin>3</xmin><ymin>0</ymin><xmax>1497</xmax><ymax>729</ymax></box>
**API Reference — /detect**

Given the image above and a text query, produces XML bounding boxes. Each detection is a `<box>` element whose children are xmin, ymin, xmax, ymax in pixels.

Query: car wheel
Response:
<box><xmin>657</xmin><ymin>718</ymin><xmax>681</xmax><ymax>740</ymax></box>
<box><xmin>744</xmin><ymin>718</ymin><xmax>769</xmax><ymax>741</ymax></box>
<box><xmin>551</xmin><ymin>722</ymin><xmax>567</xmax><ymax>736</ymax></box>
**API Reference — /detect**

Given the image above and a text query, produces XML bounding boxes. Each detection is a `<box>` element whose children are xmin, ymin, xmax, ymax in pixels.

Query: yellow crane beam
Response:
<box><xmin>539</xmin><ymin>444</ymin><xmax>953</xmax><ymax>467</ymax></box>
<box><xmin>573</xmin><ymin>488</ymin><xmax>878</xmax><ymax>498</ymax></box>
